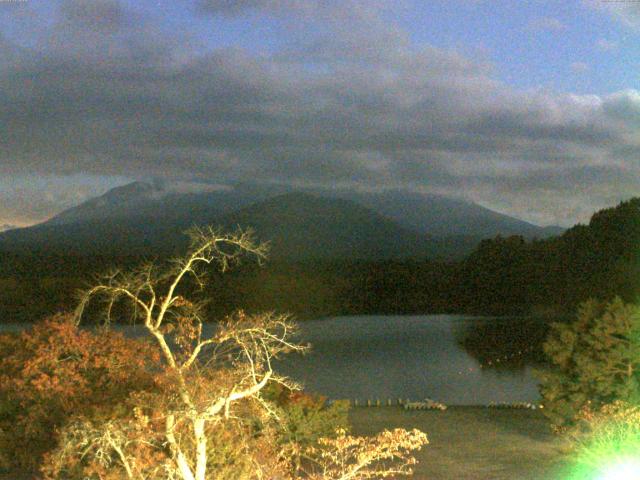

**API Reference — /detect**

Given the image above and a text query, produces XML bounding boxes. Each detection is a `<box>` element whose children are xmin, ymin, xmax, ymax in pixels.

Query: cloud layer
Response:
<box><xmin>0</xmin><ymin>0</ymin><xmax>638</xmax><ymax>226</ymax></box>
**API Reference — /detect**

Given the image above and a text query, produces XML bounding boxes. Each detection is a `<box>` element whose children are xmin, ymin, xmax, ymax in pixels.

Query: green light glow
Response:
<box><xmin>598</xmin><ymin>459</ymin><xmax>640</xmax><ymax>480</ymax></box>
<box><xmin>563</xmin><ymin>402</ymin><xmax>640</xmax><ymax>480</ymax></box>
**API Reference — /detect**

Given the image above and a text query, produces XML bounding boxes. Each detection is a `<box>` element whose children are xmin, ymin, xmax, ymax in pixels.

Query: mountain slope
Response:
<box><xmin>43</xmin><ymin>181</ymin><xmax>274</xmax><ymax>227</ymax></box>
<box><xmin>0</xmin><ymin>192</ymin><xmax>455</xmax><ymax>260</ymax></box>
<box><xmin>331</xmin><ymin>190</ymin><xmax>564</xmax><ymax>239</ymax></box>
<box><xmin>41</xmin><ymin>181</ymin><xmax>563</xmax><ymax>240</ymax></box>
<box><xmin>0</xmin><ymin>181</ymin><xmax>564</xmax><ymax>260</ymax></box>
<box><xmin>44</xmin><ymin>181</ymin><xmax>163</xmax><ymax>226</ymax></box>
<box><xmin>218</xmin><ymin>192</ymin><xmax>439</xmax><ymax>260</ymax></box>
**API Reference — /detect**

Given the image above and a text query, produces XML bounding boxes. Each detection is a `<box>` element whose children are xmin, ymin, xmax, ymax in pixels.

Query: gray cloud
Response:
<box><xmin>602</xmin><ymin>89</ymin><xmax>640</xmax><ymax>124</ymax></box>
<box><xmin>198</xmin><ymin>0</ymin><xmax>394</xmax><ymax>18</ymax></box>
<box><xmin>59</xmin><ymin>0</ymin><xmax>127</xmax><ymax>32</ymax></box>
<box><xmin>0</xmin><ymin>0</ymin><xmax>638</xmax><ymax>226</ymax></box>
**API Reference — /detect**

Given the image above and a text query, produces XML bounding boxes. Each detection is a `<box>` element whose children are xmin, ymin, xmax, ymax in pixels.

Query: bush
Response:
<box><xmin>262</xmin><ymin>383</ymin><xmax>350</xmax><ymax>473</ymax></box>
<box><xmin>537</xmin><ymin>298</ymin><xmax>640</xmax><ymax>430</ymax></box>
<box><xmin>0</xmin><ymin>314</ymin><xmax>158</xmax><ymax>474</ymax></box>
<box><xmin>564</xmin><ymin>401</ymin><xmax>640</xmax><ymax>479</ymax></box>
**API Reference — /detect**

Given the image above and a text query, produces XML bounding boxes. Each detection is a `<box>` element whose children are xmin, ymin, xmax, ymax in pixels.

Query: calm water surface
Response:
<box><xmin>1</xmin><ymin>315</ymin><xmax>541</xmax><ymax>405</ymax></box>
<box><xmin>275</xmin><ymin>315</ymin><xmax>541</xmax><ymax>405</ymax></box>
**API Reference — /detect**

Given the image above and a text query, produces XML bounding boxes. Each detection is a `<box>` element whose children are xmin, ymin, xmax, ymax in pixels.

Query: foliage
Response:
<box><xmin>262</xmin><ymin>383</ymin><xmax>351</xmax><ymax>473</ymax></box>
<box><xmin>537</xmin><ymin>298</ymin><xmax>640</xmax><ymax>430</ymax></box>
<box><xmin>0</xmin><ymin>314</ymin><xmax>158</xmax><ymax>474</ymax></box>
<box><xmin>304</xmin><ymin>428</ymin><xmax>429</xmax><ymax>479</ymax></box>
<box><xmin>43</xmin><ymin>388</ymin><xmax>291</xmax><ymax>480</ymax></box>
<box><xmin>564</xmin><ymin>401</ymin><xmax>640</xmax><ymax>479</ymax></box>
<box><xmin>37</xmin><ymin>226</ymin><xmax>427</xmax><ymax>480</ymax></box>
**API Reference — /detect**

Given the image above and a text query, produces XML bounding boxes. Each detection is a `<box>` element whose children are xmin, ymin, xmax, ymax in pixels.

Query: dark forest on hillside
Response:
<box><xmin>1</xmin><ymin>198</ymin><xmax>638</xmax><ymax>324</ymax></box>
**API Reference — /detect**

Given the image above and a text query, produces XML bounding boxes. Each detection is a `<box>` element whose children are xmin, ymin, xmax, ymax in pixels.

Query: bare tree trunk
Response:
<box><xmin>193</xmin><ymin>418</ymin><xmax>207</xmax><ymax>480</ymax></box>
<box><xmin>166</xmin><ymin>414</ymin><xmax>196</xmax><ymax>480</ymax></box>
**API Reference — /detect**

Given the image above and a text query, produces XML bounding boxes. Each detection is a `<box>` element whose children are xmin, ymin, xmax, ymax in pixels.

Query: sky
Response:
<box><xmin>0</xmin><ymin>0</ymin><xmax>638</xmax><ymax>228</ymax></box>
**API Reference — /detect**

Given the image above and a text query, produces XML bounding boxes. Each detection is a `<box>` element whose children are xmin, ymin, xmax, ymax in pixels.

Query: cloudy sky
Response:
<box><xmin>0</xmin><ymin>0</ymin><xmax>638</xmax><ymax>227</ymax></box>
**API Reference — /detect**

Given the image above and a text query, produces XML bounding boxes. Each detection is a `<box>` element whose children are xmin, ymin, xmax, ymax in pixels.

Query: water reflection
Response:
<box><xmin>453</xmin><ymin>316</ymin><xmax>550</xmax><ymax>371</ymax></box>
<box><xmin>274</xmin><ymin>315</ymin><xmax>545</xmax><ymax>405</ymax></box>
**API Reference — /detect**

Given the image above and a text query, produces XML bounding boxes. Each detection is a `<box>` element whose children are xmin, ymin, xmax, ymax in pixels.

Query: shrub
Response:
<box><xmin>0</xmin><ymin>314</ymin><xmax>158</xmax><ymax>474</ymax></box>
<box><xmin>262</xmin><ymin>383</ymin><xmax>350</xmax><ymax>473</ymax></box>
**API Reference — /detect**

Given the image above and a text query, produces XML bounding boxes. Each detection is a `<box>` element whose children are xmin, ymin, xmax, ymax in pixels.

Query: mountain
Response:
<box><xmin>0</xmin><ymin>181</ymin><xmax>564</xmax><ymax>260</ymax></box>
<box><xmin>44</xmin><ymin>181</ymin><xmax>163</xmax><ymax>226</ymax></box>
<box><xmin>330</xmin><ymin>190</ymin><xmax>564</xmax><ymax>239</ymax></box>
<box><xmin>218</xmin><ymin>192</ymin><xmax>439</xmax><ymax>260</ymax></box>
<box><xmin>0</xmin><ymin>192</ymin><xmax>465</xmax><ymax>260</ymax></box>
<box><xmin>43</xmin><ymin>181</ymin><xmax>274</xmax><ymax>227</ymax></box>
<box><xmin>0</xmin><ymin>224</ymin><xmax>17</xmax><ymax>233</ymax></box>
<box><xmin>42</xmin><ymin>181</ymin><xmax>563</xmax><ymax>239</ymax></box>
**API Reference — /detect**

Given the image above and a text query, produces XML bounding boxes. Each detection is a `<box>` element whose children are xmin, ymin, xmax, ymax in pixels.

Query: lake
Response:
<box><xmin>0</xmin><ymin>315</ymin><xmax>542</xmax><ymax>405</ymax></box>
<box><xmin>275</xmin><ymin>315</ymin><xmax>542</xmax><ymax>405</ymax></box>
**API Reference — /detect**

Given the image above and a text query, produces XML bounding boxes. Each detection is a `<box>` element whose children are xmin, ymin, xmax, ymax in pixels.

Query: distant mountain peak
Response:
<box><xmin>102</xmin><ymin>181</ymin><xmax>162</xmax><ymax>200</ymax></box>
<box><xmin>43</xmin><ymin>181</ymin><xmax>164</xmax><ymax>226</ymax></box>
<box><xmin>43</xmin><ymin>180</ymin><xmax>238</xmax><ymax>227</ymax></box>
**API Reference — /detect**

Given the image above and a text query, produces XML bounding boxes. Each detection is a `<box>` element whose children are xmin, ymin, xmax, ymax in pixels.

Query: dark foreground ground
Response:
<box><xmin>349</xmin><ymin>406</ymin><xmax>571</xmax><ymax>480</ymax></box>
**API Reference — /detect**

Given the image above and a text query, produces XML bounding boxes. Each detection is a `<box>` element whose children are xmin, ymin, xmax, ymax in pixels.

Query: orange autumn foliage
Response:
<box><xmin>0</xmin><ymin>314</ymin><xmax>159</xmax><ymax>474</ymax></box>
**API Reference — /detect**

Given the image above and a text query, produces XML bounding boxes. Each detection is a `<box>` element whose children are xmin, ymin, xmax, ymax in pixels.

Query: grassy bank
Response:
<box><xmin>3</xmin><ymin>407</ymin><xmax>572</xmax><ymax>480</ymax></box>
<box><xmin>349</xmin><ymin>406</ymin><xmax>571</xmax><ymax>480</ymax></box>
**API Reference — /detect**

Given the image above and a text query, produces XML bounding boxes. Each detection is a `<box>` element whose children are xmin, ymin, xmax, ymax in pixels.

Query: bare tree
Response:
<box><xmin>73</xmin><ymin>227</ymin><xmax>305</xmax><ymax>480</ymax></box>
<box><xmin>57</xmin><ymin>226</ymin><xmax>428</xmax><ymax>480</ymax></box>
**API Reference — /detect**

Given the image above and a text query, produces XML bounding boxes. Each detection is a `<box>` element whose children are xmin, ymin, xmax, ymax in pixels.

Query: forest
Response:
<box><xmin>1</xmin><ymin>198</ymin><xmax>638</xmax><ymax>324</ymax></box>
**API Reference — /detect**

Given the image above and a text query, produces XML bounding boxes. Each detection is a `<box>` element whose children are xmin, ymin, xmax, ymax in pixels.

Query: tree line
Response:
<box><xmin>1</xmin><ymin>198</ymin><xmax>639</xmax><ymax>323</ymax></box>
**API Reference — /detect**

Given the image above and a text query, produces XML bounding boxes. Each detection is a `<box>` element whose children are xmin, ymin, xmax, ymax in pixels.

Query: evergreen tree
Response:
<box><xmin>537</xmin><ymin>298</ymin><xmax>640</xmax><ymax>430</ymax></box>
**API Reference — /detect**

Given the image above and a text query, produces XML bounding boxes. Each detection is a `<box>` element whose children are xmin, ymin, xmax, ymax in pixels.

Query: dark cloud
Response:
<box><xmin>197</xmin><ymin>0</ymin><xmax>393</xmax><ymax>18</ymax></box>
<box><xmin>0</xmin><ymin>0</ymin><xmax>638</xmax><ymax>226</ymax></box>
<box><xmin>59</xmin><ymin>0</ymin><xmax>127</xmax><ymax>32</ymax></box>
<box><xmin>602</xmin><ymin>89</ymin><xmax>640</xmax><ymax>124</ymax></box>
<box><xmin>197</xmin><ymin>0</ymin><xmax>289</xmax><ymax>16</ymax></box>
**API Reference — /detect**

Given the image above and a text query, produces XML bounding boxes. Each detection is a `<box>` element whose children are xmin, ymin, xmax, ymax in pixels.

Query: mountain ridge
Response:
<box><xmin>39</xmin><ymin>181</ymin><xmax>563</xmax><ymax>237</ymax></box>
<box><xmin>0</xmin><ymin>182</ymin><xmax>565</xmax><ymax>260</ymax></box>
